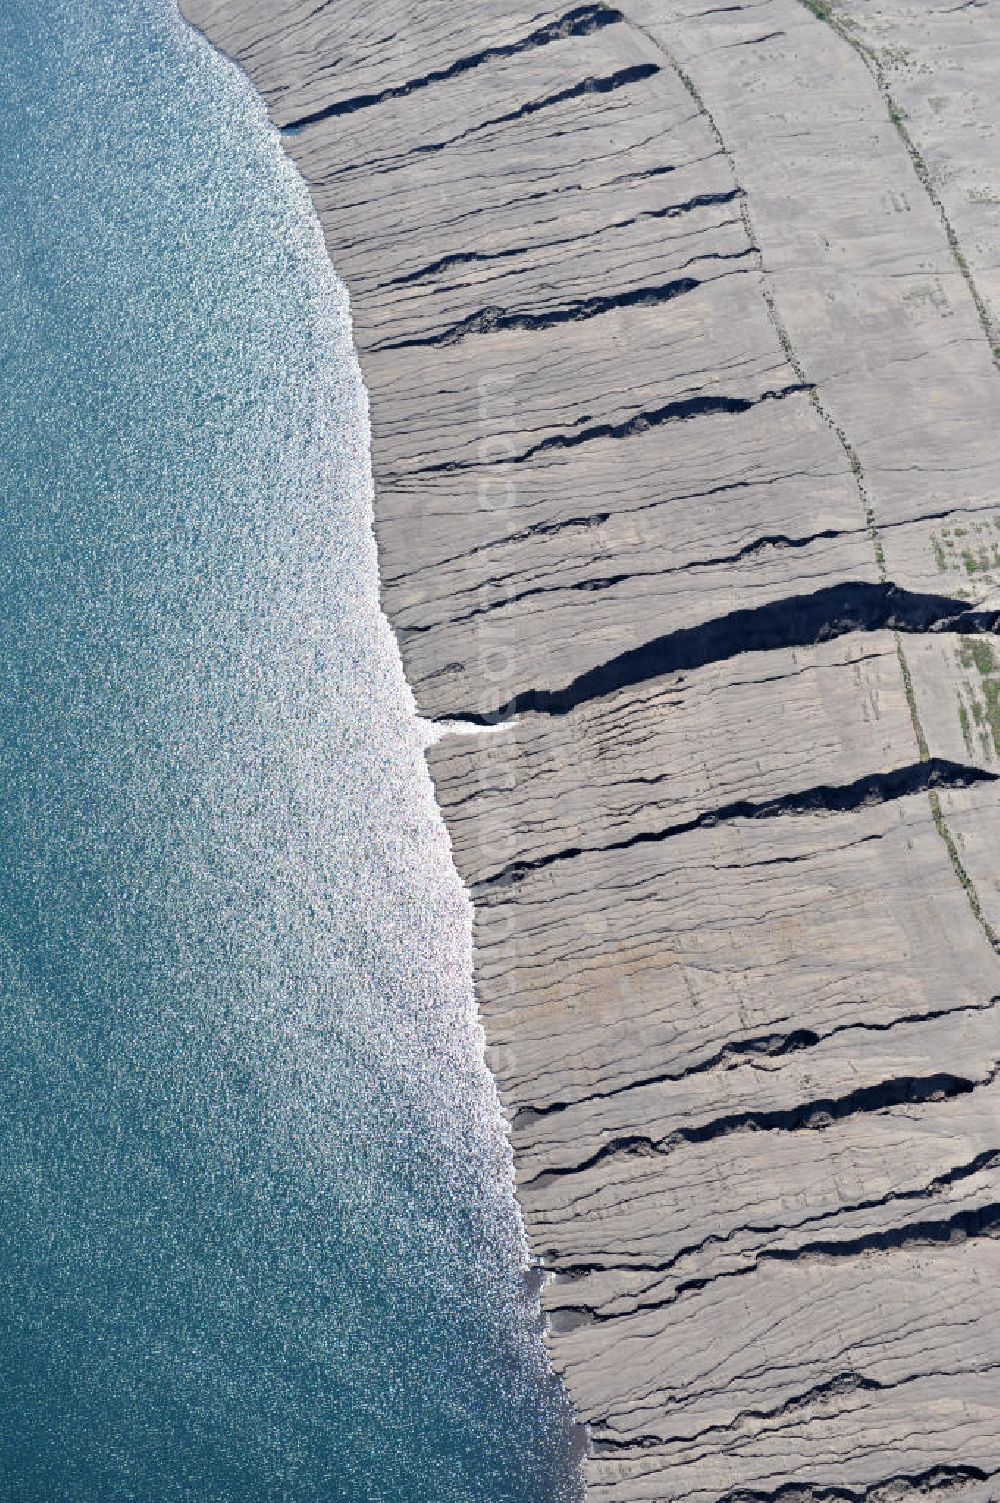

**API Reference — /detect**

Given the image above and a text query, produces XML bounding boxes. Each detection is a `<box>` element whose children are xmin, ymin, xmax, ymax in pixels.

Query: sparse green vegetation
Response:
<box><xmin>895</xmin><ymin>637</ymin><xmax>929</xmax><ymax>761</ymax></box>
<box><xmin>971</xmin><ymin>697</ymin><xmax>991</xmax><ymax>759</ymax></box>
<box><xmin>957</xmin><ymin>637</ymin><xmax>1000</xmax><ymax>758</ymax></box>
<box><xmin>959</xmin><ymin>637</ymin><xmax>997</xmax><ymax>676</ymax></box>
<box><xmin>928</xmin><ymin>790</ymin><xmax>1000</xmax><ymax>949</ymax></box>
<box><xmin>930</xmin><ymin>517</ymin><xmax>1000</xmax><ymax>585</ymax></box>
<box><xmin>986</xmin><ymin>678</ymin><xmax>1000</xmax><ymax>755</ymax></box>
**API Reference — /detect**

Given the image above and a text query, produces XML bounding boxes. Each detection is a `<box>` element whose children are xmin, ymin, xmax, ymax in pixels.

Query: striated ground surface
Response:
<box><xmin>179</xmin><ymin>0</ymin><xmax>1000</xmax><ymax>1497</ymax></box>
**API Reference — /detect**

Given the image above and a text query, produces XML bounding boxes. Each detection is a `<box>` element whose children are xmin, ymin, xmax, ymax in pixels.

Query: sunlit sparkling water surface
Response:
<box><xmin>0</xmin><ymin>2</ymin><xmax>582</xmax><ymax>1498</ymax></box>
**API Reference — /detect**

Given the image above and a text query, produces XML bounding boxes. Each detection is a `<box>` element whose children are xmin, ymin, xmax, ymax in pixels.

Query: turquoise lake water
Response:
<box><xmin>0</xmin><ymin>1</ymin><xmax>581</xmax><ymax>1497</ymax></box>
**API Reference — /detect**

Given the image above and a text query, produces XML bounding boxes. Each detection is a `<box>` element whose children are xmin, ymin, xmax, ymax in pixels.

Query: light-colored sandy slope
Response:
<box><xmin>179</xmin><ymin>1</ymin><xmax>1000</xmax><ymax>1496</ymax></box>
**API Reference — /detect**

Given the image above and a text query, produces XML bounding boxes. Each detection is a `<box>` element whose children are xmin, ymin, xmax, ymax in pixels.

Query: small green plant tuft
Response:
<box><xmin>959</xmin><ymin>637</ymin><xmax>997</xmax><ymax>676</ymax></box>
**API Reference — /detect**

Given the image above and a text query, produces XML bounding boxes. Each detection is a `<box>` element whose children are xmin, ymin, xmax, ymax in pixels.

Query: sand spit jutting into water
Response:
<box><xmin>179</xmin><ymin>1</ymin><xmax>1000</xmax><ymax>1497</ymax></box>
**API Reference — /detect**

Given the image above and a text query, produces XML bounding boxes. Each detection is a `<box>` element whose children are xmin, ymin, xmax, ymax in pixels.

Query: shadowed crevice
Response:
<box><xmin>550</xmin><ymin>1149</ymin><xmax>1000</xmax><ymax>1293</ymax></box>
<box><xmin>415</xmin><ymin>383</ymin><xmax>810</xmax><ymax>477</ymax></box>
<box><xmin>402</xmin><ymin>525</ymin><xmax>852</xmax><ymax>636</ymax></box>
<box><xmin>480</xmin><ymin>757</ymin><xmax>997</xmax><ymax>892</ymax></box>
<box><xmin>713</xmin><ymin>1465</ymin><xmax>994</xmax><ymax>1503</ymax></box>
<box><xmin>383</xmin><ymin>190</ymin><xmax>741</xmax><ymax>290</ymax></box>
<box><xmin>280</xmin><ymin>3</ymin><xmax>626</xmax><ymax>130</ymax></box>
<box><xmin>409</xmin><ymin>61</ymin><xmax>663</xmax><ymax>159</ymax></box>
<box><xmin>512</xmin><ymin>995</ymin><xmax>1000</xmax><ymax>1128</ymax></box>
<box><xmin>375</xmin><ymin>266</ymin><xmax>705</xmax><ymax>351</ymax></box>
<box><xmin>453</xmin><ymin>581</ymin><xmax>1000</xmax><ymax>723</ymax></box>
<box><xmin>523</xmin><ymin>1069</ymin><xmax>986</xmax><ymax>1190</ymax></box>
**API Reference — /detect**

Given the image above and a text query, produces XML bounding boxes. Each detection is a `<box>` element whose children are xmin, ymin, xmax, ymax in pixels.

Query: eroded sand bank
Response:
<box><xmin>178</xmin><ymin>2</ymin><xmax>1000</xmax><ymax>1496</ymax></box>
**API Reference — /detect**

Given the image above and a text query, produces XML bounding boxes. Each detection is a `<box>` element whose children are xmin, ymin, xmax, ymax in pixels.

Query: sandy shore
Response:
<box><xmin>178</xmin><ymin>1</ymin><xmax>1000</xmax><ymax>1496</ymax></box>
